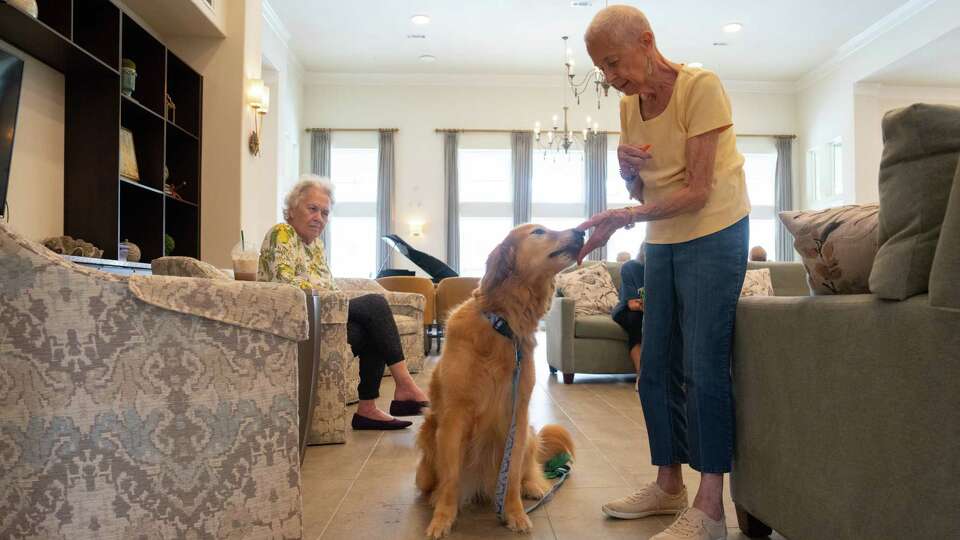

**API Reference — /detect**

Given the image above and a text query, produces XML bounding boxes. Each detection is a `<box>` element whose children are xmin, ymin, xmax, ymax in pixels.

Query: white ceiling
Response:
<box><xmin>269</xmin><ymin>0</ymin><xmax>910</xmax><ymax>82</ymax></box>
<box><xmin>864</xmin><ymin>28</ymin><xmax>960</xmax><ymax>87</ymax></box>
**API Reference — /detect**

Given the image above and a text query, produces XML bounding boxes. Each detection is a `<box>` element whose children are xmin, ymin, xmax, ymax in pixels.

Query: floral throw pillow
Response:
<box><xmin>741</xmin><ymin>268</ymin><xmax>774</xmax><ymax>297</ymax></box>
<box><xmin>556</xmin><ymin>263</ymin><xmax>620</xmax><ymax>316</ymax></box>
<box><xmin>779</xmin><ymin>204</ymin><xmax>879</xmax><ymax>295</ymax></box>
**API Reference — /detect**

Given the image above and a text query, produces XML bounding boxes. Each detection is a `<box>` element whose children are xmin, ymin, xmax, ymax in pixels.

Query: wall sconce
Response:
<box><xmin>408</xmin><ymin>220</ymin><xmax>425</xmax><ymax>238</ymax></box>
<box><xmin>247</xmin><ymin>79</ymin><xmax>270</xmax><ymax>156</ymax></box>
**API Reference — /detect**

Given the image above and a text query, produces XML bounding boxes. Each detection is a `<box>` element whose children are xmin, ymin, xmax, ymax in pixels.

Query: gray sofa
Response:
<box><xmin>546</xmin><ymin>262</ymin><xmax>633</xmax><ymax>383</ymax></box>
<box><xmin>731</xmin><ymin>105</ymin><xmax>960</xmax><ymax>539</ymax></box>
<box><xmin>545</xmin><ymin>260</ymin><xmax>809</xmax><ymax>383</ymax></box>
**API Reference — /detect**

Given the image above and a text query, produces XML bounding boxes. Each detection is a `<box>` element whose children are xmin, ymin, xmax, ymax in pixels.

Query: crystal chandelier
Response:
<box><xmin>534</xmin><ymin>36</ymin><xmax>612</xmax><ymax>155</ymax></box>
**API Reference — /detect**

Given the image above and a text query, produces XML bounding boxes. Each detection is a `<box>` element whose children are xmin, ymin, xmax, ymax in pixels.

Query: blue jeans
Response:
<box><xmin>639</xmin><ymin>217</ymin><xmax>748</xmax><ymax>473</ymax></box>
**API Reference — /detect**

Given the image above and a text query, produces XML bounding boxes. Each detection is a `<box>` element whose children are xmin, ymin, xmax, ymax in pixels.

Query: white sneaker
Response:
<box><xmin>651</xmin><ymin>507</ymin><xmax>727</xmax><ymax>540</ymax></box>
<box><xmin>601</xmin><ymin>482</ymin><xmax>688</xmax><ymax>519</ymax></box>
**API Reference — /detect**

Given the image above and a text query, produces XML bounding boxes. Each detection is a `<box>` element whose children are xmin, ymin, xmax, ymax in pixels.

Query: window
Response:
<box><xmin>831</xmin><ymin>139</ymin><xmax>843</xmax><ymax>197</ymax></box>
<box><xmin>605</xmin><ymin>138</ymin><xmax>646</xmax><ymax>261</ymax></box>
<box><xmin>458</xmin><ymin>138</ymin><xmax>513</xmax><ymax>277</ymax></box>
<box><xmin>531</xmin><ymin>149</ymin><xmax>586</xmax><ymax>235</ymax></box>
<box><xmin>328</xmin><ymin>137</ymin><xmax>379</xmax><ymax>278</ymax></box>
<box><xmin>739</xmin><ymin>138</ymin><xmax>778</xmax><ymax>260</ymax></box>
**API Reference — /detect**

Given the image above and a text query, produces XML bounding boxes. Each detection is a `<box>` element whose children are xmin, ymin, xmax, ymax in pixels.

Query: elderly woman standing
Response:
<box><xmin>260</xmin><ymin>174</ymin><xmax>430</xmax><ymax>430</ymax></box>
<box><xmin>578</xmin><ymin>6</ymin><xmax>749</xmax><ymax>540</ymax></box>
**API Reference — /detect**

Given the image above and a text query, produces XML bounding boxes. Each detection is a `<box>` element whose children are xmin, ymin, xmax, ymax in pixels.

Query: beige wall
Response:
<box><xmin>1</xmin><ymin>41</ymin><xmax>64</xmax><ymax>242</ymax></box>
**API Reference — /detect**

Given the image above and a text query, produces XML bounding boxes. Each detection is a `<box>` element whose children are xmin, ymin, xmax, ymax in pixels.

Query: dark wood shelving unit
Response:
<box><xmin>0</xmin><ymin>0</ymin><xmax>202</xmax><ymax>262</ymax></box>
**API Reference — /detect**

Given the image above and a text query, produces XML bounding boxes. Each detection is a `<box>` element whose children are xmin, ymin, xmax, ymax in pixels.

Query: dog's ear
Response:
<box><xmin>480</xmin><ymin>240</ymin><xmax>515</xmax><ymax>296</ymax></box>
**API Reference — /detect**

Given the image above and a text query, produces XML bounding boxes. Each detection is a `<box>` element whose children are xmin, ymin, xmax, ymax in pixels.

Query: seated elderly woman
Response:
<box><xmin>259</xmin><ymin>175</ymin><xmax>430</xmax><ymax>430</ymax></box>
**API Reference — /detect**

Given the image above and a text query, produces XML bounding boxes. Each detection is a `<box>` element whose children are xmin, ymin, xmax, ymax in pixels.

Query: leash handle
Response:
<box><xmin>494</xmin><ymin>344</ymin><xmax>522</xmax><ymax>522</ymax></box>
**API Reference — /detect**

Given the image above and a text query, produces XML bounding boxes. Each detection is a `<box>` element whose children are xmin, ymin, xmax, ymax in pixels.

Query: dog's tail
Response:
<box><xmin>535</xmin><ymin>424</ymin><xmax>575</xmax><ymax>465</ymax></box>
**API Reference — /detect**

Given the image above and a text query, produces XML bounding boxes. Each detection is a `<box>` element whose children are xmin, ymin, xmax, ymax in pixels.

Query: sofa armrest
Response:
<box><xmin>731</xmin><ymin>294</ymin><xmax>960</xmax><ymax>540</ymax></box>
<box><xmin>382</xmin><ymin>291</ymin><xmax>426</xmax><ymax>320</ymax></box>
<box><xmin>302</xmin><ymin>289</ymin><xmax>350</xmax><ymax>445</ymax></box>
<box><xmin>545</xmin><ymin>296</ymin><xmax>576</xmax><ymax>372</ymax></box>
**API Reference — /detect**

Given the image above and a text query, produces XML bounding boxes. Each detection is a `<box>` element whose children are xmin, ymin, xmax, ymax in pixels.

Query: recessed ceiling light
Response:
<box><xmin>722</xmin><ymin>22</ymin><xmax>743</xmax><ymax>33</ymax></box>
<box><xmin>419</xmin><ymin>54</ymin><xmax>436</xmax><ymax>63</ymax></box>
<box><xmin>688</xmin><ymin>62</ymin><xmax>704</xmax><ymax>68</ymax></box>
<box><xmin>411</xmin><ymin>14</ymin><xmax>430</xmax><ymax>25</ymax></box>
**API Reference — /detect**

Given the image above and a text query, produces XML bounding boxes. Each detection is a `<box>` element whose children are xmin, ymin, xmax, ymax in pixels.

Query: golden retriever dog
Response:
<box><xmin>416</xmin><ymin>224</ymin><xmax>582</xmax><ymax>538</ymax></box>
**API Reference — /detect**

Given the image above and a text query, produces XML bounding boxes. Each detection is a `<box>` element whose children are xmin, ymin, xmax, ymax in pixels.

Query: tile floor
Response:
<box><xmin>301</xmin><ymin>333</ymin><xmax>786</xmax><ymax>540</ymax></box>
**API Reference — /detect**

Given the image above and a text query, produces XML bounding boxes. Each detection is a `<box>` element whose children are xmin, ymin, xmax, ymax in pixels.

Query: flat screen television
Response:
<box><xmin>0</xmin><ymin>49</ymin><xmax>24</xmax><ymax>218</ymax></box>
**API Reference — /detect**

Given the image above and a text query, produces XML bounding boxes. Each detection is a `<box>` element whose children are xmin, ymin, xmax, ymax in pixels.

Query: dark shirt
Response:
<box><xmin>612</xmin><ymin>260</ymin><xmax>645</xmax><ymax>320</ymax></box>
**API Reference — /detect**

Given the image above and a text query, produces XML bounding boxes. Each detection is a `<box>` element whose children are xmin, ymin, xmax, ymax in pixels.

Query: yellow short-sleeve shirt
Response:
<box><xmin>619</xmin><ymin>66</ymin><xmax>750</xmax><ymax>244</ymax></box>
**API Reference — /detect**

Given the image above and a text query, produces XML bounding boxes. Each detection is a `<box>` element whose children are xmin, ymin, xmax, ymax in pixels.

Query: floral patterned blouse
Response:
<box><xmin>258</xmin><ymin>223</ymin><xmax>339</xmax><ymax>291</ymax></box>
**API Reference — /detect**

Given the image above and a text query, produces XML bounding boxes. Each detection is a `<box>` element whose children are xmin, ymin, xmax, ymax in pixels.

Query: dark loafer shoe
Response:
<box><xmin>351</xmin><ymin>413</ymin><xmax>412</xmax><ymax>430</ymax></box>
<box><xmin>389</xmin><ymin>400</ymin><xmax>430</xmax><ymax>417</ymax></box>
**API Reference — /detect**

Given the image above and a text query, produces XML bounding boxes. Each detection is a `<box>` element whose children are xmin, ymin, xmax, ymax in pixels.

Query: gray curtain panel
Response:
<box><xmin>774</xmin><ymin>136</ymin><xmax>794</xmax><ymax>261</ymax></box>
<box><xmin>444</xmin><ymin>132</ymin><xmax>460</xmax><ymax>272</ymax></box>
<box><xmin>585</xmin><ymin>132</ymin><xmax>608</xmax><ymax>261</ymax></box>
<box><xmin>310</xmin><ymin>130</ymin><xmax>333</xmax><ymax>261</ymax></box>
<box><xmin>511</xmin><ymin>131</ymin><xmax>533</xmax><ymax>226</ymax></box>
<box><xmin>376</xmin><ymin>130</ymin><xmax>395</xmax><ymax>273</ymax></box>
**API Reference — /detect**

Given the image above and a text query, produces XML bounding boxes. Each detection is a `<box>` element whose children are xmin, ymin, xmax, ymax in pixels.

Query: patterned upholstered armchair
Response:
<box><xmin>335</xmin><ymin>277</ymin><xmax>426</xmax><ymax>377</ymax></box>
<box><xmin>150</xmin><ymin>256</ymin><xmax>351</xmax><ymax>447</ymax></box>
<box><xmin>0</xmin><ymin>224</ymin><xmax>306</xmax><ymax>538</ymax></box>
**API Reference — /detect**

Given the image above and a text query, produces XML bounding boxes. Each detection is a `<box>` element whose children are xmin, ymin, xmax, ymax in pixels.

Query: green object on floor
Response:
<box><xmin>543</xmin><ymin>451</ymin><xmax>572</xmax><ymax>480</ymax></box>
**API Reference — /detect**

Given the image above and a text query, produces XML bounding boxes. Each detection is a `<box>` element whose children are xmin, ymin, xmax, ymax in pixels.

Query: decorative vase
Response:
<box><xmin>121</xmin><ymin>59</ymin><xmax>137</xmax><ymax>97</ymax></box>
<box><xmin>122</xmin><ymin>240</ymin><xmax>141</xmax><ymax>263</ymax></box>
<box><xmin>8</xmin><ymin>0</ymin><xmax>38</xmax><ymax>18</ymax></box>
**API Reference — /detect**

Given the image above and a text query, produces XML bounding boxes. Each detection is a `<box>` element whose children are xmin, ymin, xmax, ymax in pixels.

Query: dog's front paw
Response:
<box><xmin>425</xmin><ymin>510</ymin><xmax>455</xmax><ymax>539</ymax></box>
<box><xmin>503</xmin><ymin>510</ymin><xmax>533</xmax><ymax>534</ymax></box>
<box><xmin>522</xmin><ymin>480</ymin><xmax>546</xmax><ymax>500</ymax></box>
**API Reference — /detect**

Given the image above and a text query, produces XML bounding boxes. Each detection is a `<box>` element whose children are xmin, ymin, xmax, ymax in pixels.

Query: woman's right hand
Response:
<box><xmin>618</xmin><ymin>143</ymin><xmax>652</xmax><ymax>181</ymax></box>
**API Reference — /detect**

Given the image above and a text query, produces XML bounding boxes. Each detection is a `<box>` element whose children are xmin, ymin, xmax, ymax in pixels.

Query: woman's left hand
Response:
<box><xmin>575</xmin><ymin>208</ymin><xmax>636</xmax><ymax>264</ymax></box>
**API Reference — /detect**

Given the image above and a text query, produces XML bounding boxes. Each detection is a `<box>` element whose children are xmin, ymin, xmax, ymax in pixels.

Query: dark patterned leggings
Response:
<box><xmin>347</xmin><ymin>294</ymin><xmax>404</xmax><ymax>400</ymax></box>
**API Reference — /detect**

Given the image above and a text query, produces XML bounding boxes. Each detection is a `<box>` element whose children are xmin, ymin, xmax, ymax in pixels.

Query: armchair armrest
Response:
<box><xmin>545</xmin><ymin>296</ymin><xmax>576</xmax><ymax>372</ymax></box>
<box><xmin>301</xmin><ymin>289</ymin><xmax>350</xmax><ymax>446</ymax></box>
<box><xmin>382</xmin><ymin>290</ymin><xmax>426</xmax><ymax>320</ymax></box>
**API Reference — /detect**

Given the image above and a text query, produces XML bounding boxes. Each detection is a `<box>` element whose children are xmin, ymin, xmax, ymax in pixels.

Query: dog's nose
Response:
<box><xmin>573</xmin><ymin>229</ymin><xmax>585</xmax><ymax>239</ymax></box>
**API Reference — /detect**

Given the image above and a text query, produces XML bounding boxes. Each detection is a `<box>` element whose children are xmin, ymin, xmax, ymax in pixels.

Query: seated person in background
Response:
<box><xmin>749</xmin><ymin>245</ymin><xmax>767</xmax><ymax>262</ymax></box>
<box><xmin>259</xmin><ymin>174</ymin><xmax>430</xmax><ymax>430</ymax></box>
<box><xmin>611</xmin><ymin>244</ymin><xmax>646</xmax><ymax>379</ymax></box>
<box><xmin>616</xmin><ymin>251</ymin><xmax>632</xmax><ymax>263</ymax></box>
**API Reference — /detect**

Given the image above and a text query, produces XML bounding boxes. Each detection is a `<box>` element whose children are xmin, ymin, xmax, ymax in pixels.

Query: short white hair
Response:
<box><xmin>584</xmin><ymin>5</ymin><xmax>653</xmax><ymax>48</ymax></box>
<box><xmin>283</xmin><ymin>174</ymin><xmax>335</xmax><ymax>221</ymax></box>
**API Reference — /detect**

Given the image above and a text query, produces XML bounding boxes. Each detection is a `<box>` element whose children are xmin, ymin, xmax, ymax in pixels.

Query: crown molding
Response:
<box><xmin>305</xmin><ymin>71</ymin><xmax>797</xmax><ymax>94</ymax></box>
<box><xmin>304</xmin><ymin>72</ymin><xmax>565</xmax><ymax>88</ymax></box>
<box><xmin>856</xmin><ymin>82</ymin><xmax>960</xmax><ymax>100</ymax></box>
<box><xmin>262</xmin><ymin>0</ymin><xmax>291</xmax><ymax>47</ymax></box>
<box><xmin>797</xmin><ymin>0</ymin><xmax>938</xmax><ymax>91</ymax></box>
<box><xmin>723</xmin><ymin>80</ymin><xmax>797</xmax><ymax>94</ymax></box>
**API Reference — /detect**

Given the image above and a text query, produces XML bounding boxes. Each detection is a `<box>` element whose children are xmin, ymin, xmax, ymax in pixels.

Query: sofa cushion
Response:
<box><xmin>574</xmin><ymin>314</ymin><xmax>628</xmax><ymax>341</ymax></box>
<box><xmin>930</xmin><ymin>161</ymin><xmax>960</xmax><ymax>310</ymax></box>
<box><xmin>870</xmin><ymin>103</ymin><xmax>960</xmax><ymax>300</ymax></box>
<box><xmin>780</xmin><ymin>204</ymin><xmax>879</xmax><ymax>295</ymax></box>
<box><xmin>741</xmin><ymin>268</ymin><xmax>774</xmax><ymax>297</ymax></box>
<box><xmin>556</xmin><ymin>262</ymin><xmax>620</xmax><ymax>316</ymax></box>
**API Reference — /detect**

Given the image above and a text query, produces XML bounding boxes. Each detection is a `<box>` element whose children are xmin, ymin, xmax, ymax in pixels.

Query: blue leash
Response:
<box><xmin>485</xmin><ymin>313</ymin><xmax>571</xmax><ymax>522</ymax></box>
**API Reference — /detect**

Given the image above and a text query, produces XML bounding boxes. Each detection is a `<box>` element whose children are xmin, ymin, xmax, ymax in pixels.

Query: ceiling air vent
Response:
<box><xmin>571</xmin><ymin>1</ymin><xmax>593</xmax><ymax>6</ymax></box>
<box><xmin>407</xmin><ymin>34</ymin><xmax>427</xmax><ymax>39</ymax></box>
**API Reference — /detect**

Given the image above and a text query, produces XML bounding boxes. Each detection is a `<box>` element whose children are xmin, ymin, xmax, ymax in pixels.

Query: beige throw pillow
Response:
<box><xmin>556</xmin><ymin>263</ymin><xmax>620</xmax><ymax>316</ymax></box>
<box><xmin>741</xmin><ymin>268</ymin><xmax>774</xmax><ymax>297</ymax></box>
<box><xmin>780</xmin><ymin>204</ymin><xmax>879</xmax><ymax>295</ymax></box>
